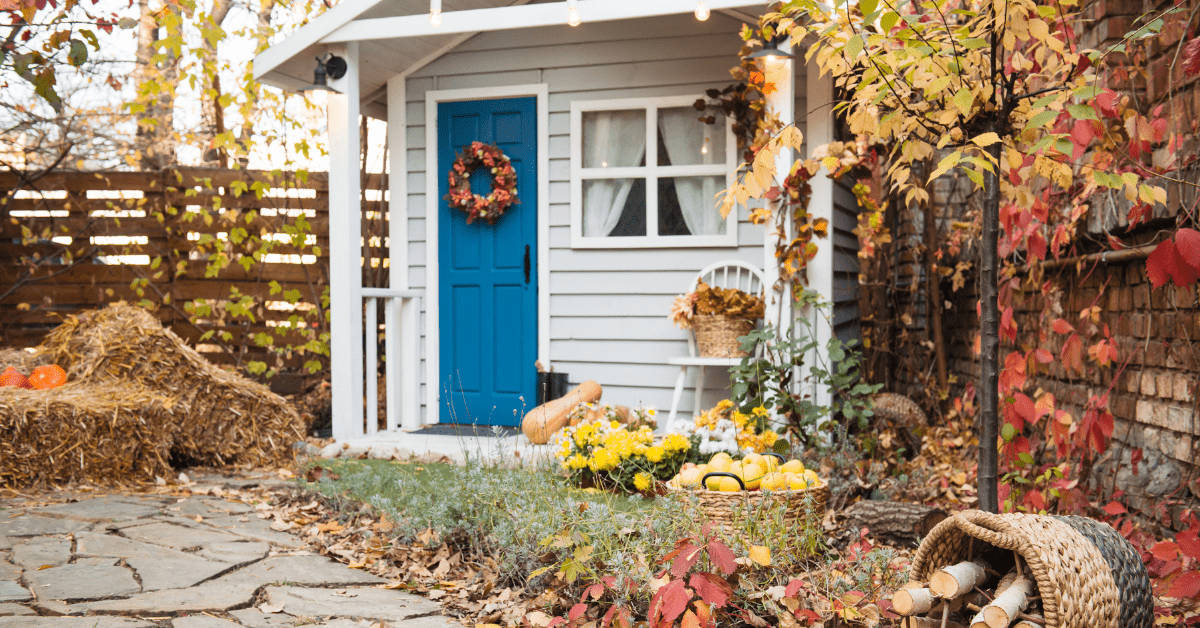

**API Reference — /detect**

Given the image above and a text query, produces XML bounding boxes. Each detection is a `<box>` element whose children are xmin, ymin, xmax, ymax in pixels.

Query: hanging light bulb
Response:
<box><xmin>694</xmin><ymin>1</ymin><xmax>710</xmax><ymax>21</ymax></box>
<box><xmin>429</xmin><ymin>0</ymin><xmax>442</xmax><ymax>26</ymax></box>
<box><xmin>567</xmin><ymin>0</ymin><xmax>581</xmax><ymax>26</ymax></box>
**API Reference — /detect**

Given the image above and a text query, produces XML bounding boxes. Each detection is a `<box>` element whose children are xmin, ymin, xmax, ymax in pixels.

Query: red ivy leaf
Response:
<box><xmin>1052</xmin><ymin>318</ymin><xmax>1074</xmax><ymax>334</ymax></box>
<box><xmin>1165</xmin><ymin>571</ymin><xmax>1200</xmax><ymax>599</ymax></box>
<box><xmin>784</xmin><ymin>578</ymin><xmax>806</xmax><ymax>598</ymax></box>
<box><xmin>582</xmin><ymin>583</ymin><xmax>605</xmax><ymax>601</ymax></box>
<box><xmin>1102</xmin><ymin>501</ymin><xmax>1127</xmax><ymax>516</ymax></box>
<box><xmin>1000</xmin><ymin>306</ymin><xmax>1017</xmax><ymax>342</ymax></box>
<box><xmin>650</xmin><ymin>580</ymin><xmax>691</xmax><ymax>628</ymax></box>
<box><xmin>569</xmin><ymin>604</ymin><xmax>588</xmax><ymax>622</ymax></box>
<box><xmin>1061</xmin><ymin>333</ymin><xmax>1084</xmax><ymax>374</ymax></box>
<box><xmin>689</xmin><ymin>572</ymin><xmax>733</xmax><ymax>608</ymax></box>
<box><xmin>1177</xmin><ymin>527</ymin><xmax>1200</xmax><ymax>561</ymax></box>
<box><xmin>1147</xmin><ymin>240</ymin><xmax>1173</xmax><ymax>288</ymax></box>
<box><xmin>1184</xmin><ymin>37</ymin><xmax>1200</xmax><ymax>77</ymax></box>
<box><xmin>1176</xmin><ymin>228</ymin><xmax>1200</xmax><ymax>269</ymax></box>
<box><xmin>670</xmin><ymin>543</ymin><xmax>703</xmax><ymax>578</ymax></box>
<box><xmin>1131</xmin><ymin>447</ymin><xmax>1143</xmax><ymax>475</ymax></box>
<box><xmin>707</xmin><ymin>539</ymin><xmax>737</xmax><ymax>576</ymax></box>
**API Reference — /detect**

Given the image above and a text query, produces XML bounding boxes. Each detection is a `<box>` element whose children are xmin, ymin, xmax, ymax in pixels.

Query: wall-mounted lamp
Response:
<box><xmin>301</xmin><ymin>54</ymin><xmax>347</xmax><ymax>96</ymax></box>
<box><xmin>567</xmin><ymin>0</ymin><xmax>581</xmax><ymax>27</ymax></box>
<box><xmin>744</xmin><ymin>35</ymin><xmax>795</xmax><ymax>61</ymax></box>
<box><xmin>429</xmin><ymin>0</ymin><xmax>442</xmax><ymax>27</ymax></box>
<box><xmin>694</xmin><ymin>1</ymin><xmax>710</xmax><ymax>21</ymax></box>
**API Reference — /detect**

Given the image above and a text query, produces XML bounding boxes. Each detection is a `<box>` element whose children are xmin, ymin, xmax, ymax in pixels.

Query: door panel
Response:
<box><xmin>438</xmin><ymin>97</ymin><xmax>537</xmax><ymax>426</ymax></box>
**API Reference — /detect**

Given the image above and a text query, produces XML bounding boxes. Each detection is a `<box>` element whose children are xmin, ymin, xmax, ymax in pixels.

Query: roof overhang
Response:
<box><xmin>254</xmin><ymin>0</ymin><xmax>769</xmax><ymax>114</ymax></box>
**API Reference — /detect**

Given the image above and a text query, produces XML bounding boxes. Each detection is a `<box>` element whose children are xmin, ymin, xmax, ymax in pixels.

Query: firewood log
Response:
<box><xmin>930</xmin><ymin>559</ymin><xmax>990</xmax><ymax>599</ymax></box>
<box><xmin>982</xmin><ymin>576</ymin><xmax>1033</xmax><ymax>628</ymax></box>
<box><xmin>521</xmin><ymin>380</ymin><xmax>602</xmax><ymax>444</ymax></box>
<box><xmin>893</xmin><ymin>587</ymin><xmax>935</xmax><ymax>616</ymax></box>
<box><xmin>901</xmin><ymin>617</ymin><xmax>967</xmax><ymax>628</ymax></box>
<box><xmin>841</xmin><ymin>500</ymin><xmax>948</xmax><ymax>546</ymax></box>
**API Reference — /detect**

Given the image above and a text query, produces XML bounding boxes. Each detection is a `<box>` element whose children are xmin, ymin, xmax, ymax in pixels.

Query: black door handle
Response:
<box><xmin>523</xmin><ymin>245</ymin><xmax>531</xmax><ymax>284</ymax></box>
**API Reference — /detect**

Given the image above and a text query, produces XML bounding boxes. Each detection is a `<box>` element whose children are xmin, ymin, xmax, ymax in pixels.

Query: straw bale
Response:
<box><xmin>38</xmin><ymin>303</ymin><xmax>305</xmax><ymax>470</ymax></box>
<box><xmin>0</xmin><ymin>348</ymin><xmax>48</xmax><ymax>373</ymax></box>
<box><xmin>0</xmin><ymin>381</ymin><xmax>178</xmax><ymax>487</ymax></box>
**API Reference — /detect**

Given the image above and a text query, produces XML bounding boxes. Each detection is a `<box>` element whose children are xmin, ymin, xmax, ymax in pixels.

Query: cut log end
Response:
<box><xmin>893</xmin><ymin>587</ymin><xmax>935</xmax><ymax>616</ymax></box>
<box><xmin>982</xmin><ymin>577</ymin><xmax>1033</xmax><ymax>628</ymax></box>
<box><xmin>930</xmin><ymin>559</ymin><xmax>990</xmax><ymax>599</ymax></box>
<box><xmin>901</xmin><ymin>617</ymin><xmax>967</xmax><ymax>628</ymax></box>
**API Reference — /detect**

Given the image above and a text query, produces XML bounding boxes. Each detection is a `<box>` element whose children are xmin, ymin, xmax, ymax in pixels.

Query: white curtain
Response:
<box><xmin>658</xmin><ymin>108</ymin><xmax>723</xmax><ymax>236</ymax></box>
<box><xmin>582</xmin><ymin>111</ymin><xmax>645</xmax><ymax>237</ymax></box>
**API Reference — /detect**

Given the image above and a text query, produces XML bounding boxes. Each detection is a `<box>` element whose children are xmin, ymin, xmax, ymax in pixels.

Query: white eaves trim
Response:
<box><xmin>323</xmin><ymin>0</ymin><xmax>765</xmax><ymax>43</ymax></box>
<box><xmin>252</xmin><ymin>0</ymin><xmax>386</xmax><ymax>81</ymax></box>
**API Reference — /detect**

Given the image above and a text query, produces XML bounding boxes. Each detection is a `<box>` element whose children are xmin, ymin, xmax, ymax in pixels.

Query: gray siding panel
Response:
<box><xmin>401</xmin><ymin>12</ymin><xmax>821</xmax><ymax>421</ymax></box>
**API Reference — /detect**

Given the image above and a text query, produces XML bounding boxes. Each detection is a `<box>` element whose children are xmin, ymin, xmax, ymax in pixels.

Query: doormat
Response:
<box><xmin>416</xmin><ymin>423</ymin><xmax>521</xmax><ymax>437</ymax></box>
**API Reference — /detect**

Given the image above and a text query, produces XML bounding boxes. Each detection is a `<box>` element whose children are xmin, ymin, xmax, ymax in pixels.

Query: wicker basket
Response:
<box><xmin>911</xmin><ymin>510</ymin><xmax>1153</xmax><ymax>628</ymax></box>
<box><xmin>667</xmin><ymin>471</ymin><xmax>830</xmax><ymax>533</ymax></box>
<box><xmin>692</xmin><ymin>314</ymin><xmax>756</xmax><ymax>358</ymax></box>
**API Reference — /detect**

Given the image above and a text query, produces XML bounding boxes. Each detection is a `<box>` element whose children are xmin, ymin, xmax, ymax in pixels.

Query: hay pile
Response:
<box><xmin>0</xmin><ymin>303</ymin><xmax>304</xmax><ymax>487</ymax></box>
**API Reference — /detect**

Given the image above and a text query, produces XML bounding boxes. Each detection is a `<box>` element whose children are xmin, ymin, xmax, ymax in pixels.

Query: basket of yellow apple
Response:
<box><xmin>665</xmin><ymin>451</ymin><xmax>829</xmax><ymax>532</ymax></box>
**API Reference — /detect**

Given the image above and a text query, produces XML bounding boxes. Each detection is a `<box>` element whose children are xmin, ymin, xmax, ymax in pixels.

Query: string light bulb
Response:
<box><xmin>429</xmin><ymin>0</ymin><xmax>442</xmax><ymax>26</ymax></box>
<box><xmin>694</xmin><ymin>1</ymin><xmax>710</xmax><ymax>21</ymax></box>
<box><xmin>567</xmin><ymin>0</ymin><xmax>581</xmax><ymax>26</ymax></box>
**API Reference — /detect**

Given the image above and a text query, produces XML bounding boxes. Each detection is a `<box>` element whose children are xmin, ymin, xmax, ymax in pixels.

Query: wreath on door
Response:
<box><xmin>445</xmin><ymin>141</ymin><xmax>520</xmax><ymax>225</ymax></box>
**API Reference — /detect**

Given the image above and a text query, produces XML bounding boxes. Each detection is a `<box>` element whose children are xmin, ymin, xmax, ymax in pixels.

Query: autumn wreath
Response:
<box><xmin>445</xmin><ymin>141</ymin><xmax>520</xmax><ymax>225</ymax></box>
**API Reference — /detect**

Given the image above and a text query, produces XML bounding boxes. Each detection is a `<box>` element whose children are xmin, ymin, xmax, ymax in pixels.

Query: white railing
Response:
<box><xmin>362</xmin><ymin>287</ymin><xmax>423</xmax><ymax>434</ymax></box>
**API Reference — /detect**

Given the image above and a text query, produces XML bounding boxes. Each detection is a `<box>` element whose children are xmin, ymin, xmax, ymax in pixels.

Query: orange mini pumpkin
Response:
<box><xmin>28</xmin><ymin>365</ymin><xmax>67</xmax><ymax>390</ymax></box>
<box><xmin>0</xmin><ymin>366</ymin><xmax>32</xmax><ymax>389</ymax></box>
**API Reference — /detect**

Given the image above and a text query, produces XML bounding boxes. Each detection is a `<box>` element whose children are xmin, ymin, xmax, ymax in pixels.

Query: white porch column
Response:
<box><xmin>805</xmin><ymin>57</ymin><xmax>835</xmax><ymax>412</ymax></box>
<box><xmin>328</xmin><ymin>42</ymin><xmax>364</xmax><ymax>441</ymax></box>
<box><xmin>762</xmin><ymin>39</ymin><xmax>794</xmax><ymax>337</ymax></box>
<box><xmin>386</xmin><ymin>73</ymin><xmax>422</xmax><ymax>432</ymax></box>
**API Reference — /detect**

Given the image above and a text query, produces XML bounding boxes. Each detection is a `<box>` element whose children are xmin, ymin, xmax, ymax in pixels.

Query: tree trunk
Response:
<box><xmin>134</xmin><ymin>0</ymin><xmax>179</xmax><ymax>169</ymax></box>
<box><xmin>842</xmin><ymin>500</ymin><xmax>947</xmax><ymax>547</ymax></box>
<box><xmin>978</xmin><ymin>115</ymin><xmax>1002</xmax><ymax>514</ymax></box>
<box><xmin>924</xmin><ymin>163</ymin><xmax>947</xmax><ymax>392</ymax></box>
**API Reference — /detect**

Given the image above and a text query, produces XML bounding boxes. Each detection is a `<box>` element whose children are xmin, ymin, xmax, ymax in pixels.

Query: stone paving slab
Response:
<box><xmin>0</xmin><ymin>516</ymin><xmax>88</xmax><ymax>538</ymax></box>
<box><xmin>125</xmin><ymin>554</ymin><xmax>233</xmax><ymax>591</ymax></box>
<box><xmin>24</xmin><ymin>564</ymin><xmax>141</xmax><ymax>601</ymax></box>
<box><xmin>0</xmin><ymin>617</ymin><xmax>157</xmax><ymax>628</ymax></box>
<box><xmin>30</xmin><ymin>497</ymin><xmax>162</xmax><ymax>523</ymax></box>
<box><xmin>171</xmin><ymin>616</ymin><xmax>243</xmax><ymax>628</ymax></box>
<box><xmin>0</xmin><ymin>562</ymin><xmax>19</xmax><ymax>581</ymax></box>
<box><xmin>0</xmin><ymin>582</ymin><xmax>30</xmax><ymax>603</ymax></box>
<box><xmin>261</xmin><ymin>586</ymin><xmax>443</xmax><ymax>622</ymax></box>
<box><xmin>195</xmin><ymin>540</ymin><xmax>270</xmax><ymax>564</ymax></box>
<box><xmin>69</xmin><ymin>581</ymin><xmax>258</xmax><ymax>615</ymax></box>
<box><xmin>200</xmin><ymin>515</ymin><xmax>304</xmax><ymax>548</ymax></box>
<box><xmin>0</xmin><ymin>603</ymin><xmax>35</xmax><ymax>616</ymax></box>
<box><xmin>0</xmin><ymin>537</ymin><xmax>10</xmax><ymax>551</ymax></box>
<box><xmin>392</xmin><ymin>616</ymin><xmax>464</xmax><ymax>628</ymax></box>
<box><xmin>122</xmin><ymin>521</ymin><xmax>246</xmax><ymax>551</ymax></box>
<box><xmin>168</xmin><ymin>498</ymin><xmax>253</xmax><ymax>518</ymax></box>
<box><xmin>11</xmin><ymin>538</ymin><xmax>70</xmax><ymax>570</ymax></box>
<box><xmin>217</xmin><ymin>556</ymin><xmax>387</xmax><ymax>589</ymax></box>
<box><xmin>228</xmin><ymin>609</ymin><xmax>300</xmax><ymax>628</ymax></box>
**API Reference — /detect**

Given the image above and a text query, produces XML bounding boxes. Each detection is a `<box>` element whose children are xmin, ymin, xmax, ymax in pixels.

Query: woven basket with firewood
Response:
<box><xmin>889</xmin><ymin>510</ymin><xmax>1152</xmax><ymax>628</ymax></box>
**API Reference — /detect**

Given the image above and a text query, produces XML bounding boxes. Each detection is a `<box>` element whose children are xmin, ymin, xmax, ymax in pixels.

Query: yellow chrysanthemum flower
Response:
<box><xmin>634</xmin><ymin>472</ymin><xmax>653</xmax><ymax>492</ymax></box>
<box><xmin>646</xmin><ymin>446</ymin><xmax>665</xmax><ymax>463</ymax></box>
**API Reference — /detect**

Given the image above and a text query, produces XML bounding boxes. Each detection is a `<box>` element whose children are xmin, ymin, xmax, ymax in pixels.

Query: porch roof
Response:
<box><xmin>254</xmin><ymin>0</ymin><xmax>768</xmax><ymax>117</ymax></box>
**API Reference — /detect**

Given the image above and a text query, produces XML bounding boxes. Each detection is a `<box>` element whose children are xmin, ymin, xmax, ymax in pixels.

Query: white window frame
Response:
<box><xmin>569</xmin><ymin>95</ymin><xmax>738</xmax><ymax>249</ymax></box>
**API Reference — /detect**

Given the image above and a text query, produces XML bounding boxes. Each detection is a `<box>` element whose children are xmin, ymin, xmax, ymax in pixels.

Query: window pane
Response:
<box><xmin>583</xmin><ymin>178</ymin><xmax>645</xmax><ymax>237</ymax></box>
<box><xmin>660</xmin><ymin>176</ymin><xmax>726</xmax><ymax>236</ymax></box>
<box><xmin>657</xmin><ymin>106</ymin><xmax>726</xmax><ymax>167</ymax></box>
<box><xmin>582</xmin><ymin>110</ymin><xmax>646</xmax><ymax>168</ymax></box>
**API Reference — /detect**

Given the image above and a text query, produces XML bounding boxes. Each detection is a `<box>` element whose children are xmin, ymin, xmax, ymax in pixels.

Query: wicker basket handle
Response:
<box><xmin>950</xmin><ymin>511</ymin><xmax>1022</xmax><ymax>553</ymax></box>
<box><xmin>701</xmin><ymin>472</ymin><xmax>746</xmax><ymax>491</ymax></box>
<box><xmin>763</xmin><ymin>452</ymin><xmax>785</xmax><ymax>463</ymax></box>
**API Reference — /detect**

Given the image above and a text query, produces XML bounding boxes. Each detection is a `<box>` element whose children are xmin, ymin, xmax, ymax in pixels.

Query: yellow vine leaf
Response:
<box><xmin>972</xmin><ymin>132</ymin><xmax>1001</xmax><ymax>147</ymax></box>
<box><xmin>749</xmin><ymin>545</ymin><xmax>772</xmax><ymax>567</ymax></box>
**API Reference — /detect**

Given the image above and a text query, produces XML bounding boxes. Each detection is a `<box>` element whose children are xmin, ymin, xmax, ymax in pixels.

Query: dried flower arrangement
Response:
<box><xmin>670</xmin><ymin>280</ymin><xmax>765</xmax><ymax>330</ymax></box>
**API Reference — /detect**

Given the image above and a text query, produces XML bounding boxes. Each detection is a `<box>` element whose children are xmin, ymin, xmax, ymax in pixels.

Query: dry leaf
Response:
<box><xmin>749</xmin><ymin>545</ymin><xmax>771</xmax><ymax>567</ymax></box>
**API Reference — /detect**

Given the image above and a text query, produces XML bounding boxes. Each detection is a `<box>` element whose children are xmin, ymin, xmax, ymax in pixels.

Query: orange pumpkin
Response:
<box><xmin>28</xmin><ymin>365</ymin><xmax>67</xmax><ymax>390</ymax></box>
<box><xmin>0</xmin><ymin>366</ymin><xmax>32</xmax><ymax>389</ymax></box>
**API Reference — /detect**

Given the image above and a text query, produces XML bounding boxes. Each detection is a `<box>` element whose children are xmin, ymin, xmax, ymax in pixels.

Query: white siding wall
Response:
<box><xmin>400</xmin><ymin>12</ymin><xmax>815</xmax><ymax>422</ymax></box>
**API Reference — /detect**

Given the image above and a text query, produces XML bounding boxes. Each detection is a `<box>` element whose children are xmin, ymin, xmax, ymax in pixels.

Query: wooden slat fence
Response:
<box><xmin>0</xmin><ymin>168</ymin><xmax>389</xmax><ymax>374</ymax></box>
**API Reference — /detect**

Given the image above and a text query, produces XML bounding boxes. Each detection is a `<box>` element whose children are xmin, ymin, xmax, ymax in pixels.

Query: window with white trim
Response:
<box><xmin>570</xmin><ymin>96</ymin><xmax>737</xmax><ymax>249</ymax></box>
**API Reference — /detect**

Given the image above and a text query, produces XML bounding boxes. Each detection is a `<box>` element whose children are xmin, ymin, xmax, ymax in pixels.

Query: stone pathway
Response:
<box><xmin>0</xmin><ymin>477</ymin><xmax>456</xmax><ymax>628</ymax></box>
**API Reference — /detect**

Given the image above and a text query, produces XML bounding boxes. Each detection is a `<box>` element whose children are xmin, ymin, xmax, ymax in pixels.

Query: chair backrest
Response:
<box><xmin>684</xmin><ymin>260</ymin><xmax>766</xmax><ymax>357</ymax></box>
<box><xmin>690</xmin><ymin>259</ymin><xmax>766</xmax><ymax>295</ymax></box>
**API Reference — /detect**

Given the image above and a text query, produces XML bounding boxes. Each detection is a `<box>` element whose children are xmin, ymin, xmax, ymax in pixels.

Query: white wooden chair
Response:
<box><xmin>666</xmin><ymin>260</ymin><xmax>766</xmax><ymax>427</ymax></box>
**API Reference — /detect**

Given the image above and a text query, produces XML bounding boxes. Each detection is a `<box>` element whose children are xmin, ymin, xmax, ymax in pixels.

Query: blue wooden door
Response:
<box><xmin>438</xmin><ymin>97</ymin><xmax>537</xmax><ymax>426</ymax></box>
